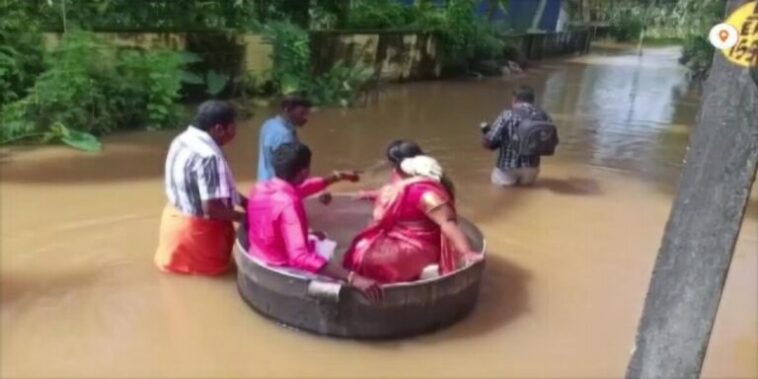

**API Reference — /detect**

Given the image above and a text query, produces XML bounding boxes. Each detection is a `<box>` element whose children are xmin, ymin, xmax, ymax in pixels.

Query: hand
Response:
<box><xmin>309</xmin><ymin>230</ymin><xmax>327</xmax><ymax>241</ymax></box>
<box><xmin>317</xmin><ymin>192</ymin><xmax>333</xmax><ymax>205</ymax></box>
<box><xmin>349</xmin><ymin>273</ymin><xmax>383</xmax><ymax>302</ymax></box>
<box><xmin>480</xmin><ymin>123</ymin><xmax>492</xmax><ymax>134</ymax></box>
<box><xmin>335</xmin><ymin>170</ymin><xmax>360</xmax><ymax>183</ymax></box>
<box><xmin>353</xmin><ymin>190</ymin><xmax>375</xmax><ymax>201</ymax></box>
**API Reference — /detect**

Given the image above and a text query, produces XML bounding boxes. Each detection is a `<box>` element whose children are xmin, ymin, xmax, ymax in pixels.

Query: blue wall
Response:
<box><xmin>476</xmin><ymin>1</ymin><xmax>508</xmax><ymax>22</ymax></box>
<box><xmin>506</xmin><ymin>0</ymin><xmax>562</xmax><ymax>32</ymax></box>
<box><xmin>395</xmin><ymin>0</ymin><xmax>564</xmax><ymax>32</ymax></box>
<box><xmin>397</xmin><ymin>0</ymin><xmax>446</xmax><ymax>5</ymax></box>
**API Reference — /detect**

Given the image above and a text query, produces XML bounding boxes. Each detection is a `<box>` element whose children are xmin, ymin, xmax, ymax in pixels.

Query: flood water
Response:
<box><xmin>1</xmin><ymin>47</ymin><xmax>756</xmax><ymax>378</ymax></box>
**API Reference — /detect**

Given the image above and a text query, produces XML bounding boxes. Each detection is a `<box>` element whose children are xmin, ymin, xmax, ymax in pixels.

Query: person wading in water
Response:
<box><xmin>481</xmin><ymin>85</ymin><xmax>558</xmax><ymax>186</ymax></box>
<box><xmin>257</xmin><ymin>95</ymin><xmax>312</xmax><ymax>182</ymax></box>
<box><xmin>154</xmin><ymin>100</ymin><xmax>247</xmax><ymax>276</ymax></box>
<box><xmin>256</xmin><ymin>94</ymin><xmax>333</xmax><ymax>204</ymax></box>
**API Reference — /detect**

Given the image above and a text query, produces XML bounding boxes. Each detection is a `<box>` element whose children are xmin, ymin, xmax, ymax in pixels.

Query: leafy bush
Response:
<box><xmin>676</xmin><ymin>0</ymin><xmax>724</xmax><ymax>80</ymax></box>
<box><xmin>235</xmin><ymin>70</ymin><xmax>274</xmax><ymax>100</ymax></box>
<box><xmin>609</xmin><ymin>17</ymin><xmax>644</xmax><ymax>42</ymax></box>
<box><xmin>263</xmin><ymin>21</ymin><xmax>311</xmax><ymax>95</ymax></box>
<box><xmin>310</xmin><ymin>1</ymin><xmax>340</xmax><ymax>31</ymax></box>
<box><xmin>471</xmin><ymin>23</ymin><xmax>505</xmax><ymax>61</ymax></box>
<box><xmin>679</xmin><ymin>36</ymin><xmax>715</xmax><ymax>80</ymax></box>
<box><xmin>413</xmin><ymin>5</ymin><xmax>447</xmax><ymax>30</ymax></box>
<box><xmin>607</xmin><ymin>4</ymin><xmax>645</xmax><ymax>42</ymax></box>
<box><xmin>346</xmin><ymin>0</ymin><xmax>417</xmax><ymax>30</ymax></box>
<box><xmin>418</xmin><ymin>0</ymin><xmax>503</xmax><ymax>69</ymax></box>
<box><xmin>1</xmin><ymin>31</ymin><xmax>185</xmax><ymax>150</ymax></box>
<box><xmin>0</xmin><ymin>34</ymin><xmax>44</xmax><ymax>107</ymax></box>
<box><xmin>605</xmin><ymin>0</ymin><xmax>723</xmax><ymax>80</ymax></box>
<box><xmin>0</xmin><ymin>6</ymin><xmax>45</xmax><ymax>108</ymax></box>
<box><xmin>1</xmin><ymin>0</ymin><xmax>260</xmax><ymax>32</ymax></box>
<box><xmin>119</xmin><ymin>49</ymin><xmax>185</xmax><ymax>130</ymax></box>
<box><xmin>309</xmin><ymin>62</ymin><xmax>374</xmax><ymax>107</ymax></box>
<box><xmin>436</xmin><ymin>0</ymin><xmax>477</xmax><ymax>62</ymax></box>
<box><xmin>180</xmin><ymin>64</ymin><xmax>233</xmax><ymax>99</ymax></box>
<box><xmin>343</xmin><ymin>0</ymin><xmax>503</xmax><ymax>68</ymax></box>
<box><xmin>1</xmin><ymin>32</ymin><xmax>120</xmax><ymax>141</ymax></box>
<box><xmin>263</xmin><ymin>20</ymin><xmax>373</xmax><ymax>107</ymax></box>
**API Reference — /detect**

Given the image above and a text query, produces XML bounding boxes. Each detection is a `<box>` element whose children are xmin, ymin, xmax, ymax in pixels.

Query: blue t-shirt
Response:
<box><xmin>257</xmin><ymin>116</ymin><xmax>297</xmax><ymax>181</ymax></box>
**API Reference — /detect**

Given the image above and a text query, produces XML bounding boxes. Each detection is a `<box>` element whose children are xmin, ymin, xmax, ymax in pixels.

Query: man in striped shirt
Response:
<box><xmin>155</xmin><ymin>100</ymin><xmax>248</xmax><ymax>276</ymax></box>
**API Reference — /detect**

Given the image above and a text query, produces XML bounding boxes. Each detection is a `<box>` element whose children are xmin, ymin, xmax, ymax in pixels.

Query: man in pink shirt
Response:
<box><xmin>247</xmin><ymin>142</ymin><xmax>382</xmax><ymax>301</ymax></box>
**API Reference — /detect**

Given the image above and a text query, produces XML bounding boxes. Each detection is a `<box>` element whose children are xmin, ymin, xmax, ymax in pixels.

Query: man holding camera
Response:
<box><xmin>481</xmin><ymin>85</ymin><xmax>558</xmax><ymax>187</ymax></box>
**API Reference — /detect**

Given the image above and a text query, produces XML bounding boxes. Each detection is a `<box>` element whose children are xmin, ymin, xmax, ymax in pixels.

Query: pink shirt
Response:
<box><xmin>246</xmin><ymin>177</ymin><xmax>329</xmax><ymax>273</ymax></box>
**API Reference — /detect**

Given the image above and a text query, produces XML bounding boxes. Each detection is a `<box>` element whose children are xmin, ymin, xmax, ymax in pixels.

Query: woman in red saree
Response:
<box><xmin>343</xmin><ymin>140</ymin><xmax>482</xmax><ymax>284</ymax></box>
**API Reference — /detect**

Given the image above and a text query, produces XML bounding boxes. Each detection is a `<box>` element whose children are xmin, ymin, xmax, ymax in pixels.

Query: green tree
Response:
<box><xmin>1</xmin><ymin>0</ymin><xmax>260</xmax><ymax>31</ymax></box>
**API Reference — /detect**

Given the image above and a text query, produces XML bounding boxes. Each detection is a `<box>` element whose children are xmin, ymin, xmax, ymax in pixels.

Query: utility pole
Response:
<box><xmin>626</xmin><ymin>0</ymin><xmax>758</xmax><ymax>377</ymax></box>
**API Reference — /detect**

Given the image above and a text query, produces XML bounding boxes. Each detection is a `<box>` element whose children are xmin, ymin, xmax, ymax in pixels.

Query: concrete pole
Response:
<box><xmin>626</xmin><ymin>1</ymin><xmax>758</xmax><ymax>378</ymax></box>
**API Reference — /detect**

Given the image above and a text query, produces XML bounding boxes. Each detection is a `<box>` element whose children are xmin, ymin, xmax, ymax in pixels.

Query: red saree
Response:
<box><xmin>343</xmin><ymin>177</ymin><xmax>461</xmax><ymax>283</ymax></box>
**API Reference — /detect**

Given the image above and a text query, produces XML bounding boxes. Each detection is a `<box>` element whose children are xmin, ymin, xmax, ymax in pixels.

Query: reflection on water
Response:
<box><xmin>1</xmin><ymin>47</ymin><xmax>755</xmax><ymax>378</ymax></box>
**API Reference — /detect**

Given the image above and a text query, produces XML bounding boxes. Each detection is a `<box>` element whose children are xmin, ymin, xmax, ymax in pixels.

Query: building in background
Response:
<box><xmin>504</xmin><ymin>0</ymin><xmax>569</xmax><ymax>32</ymax></box>
<box><xmin>395</xmin><ymin>0</ymin><xmax>577</xmax><ymax>33</ymax></box>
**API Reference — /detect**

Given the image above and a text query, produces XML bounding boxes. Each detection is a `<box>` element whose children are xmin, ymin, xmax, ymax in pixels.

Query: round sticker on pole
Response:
<box><xmin>709</xmin><ymin>23</ymin><xmax>739</xmax><ymax>50</ymax></box>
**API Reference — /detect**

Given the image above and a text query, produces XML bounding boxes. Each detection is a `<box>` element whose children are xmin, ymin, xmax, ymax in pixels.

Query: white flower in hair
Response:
<box><xmin>400</xmin><ymin>155</ymin><xmax>443</xmax><ymax>181</ymax></box>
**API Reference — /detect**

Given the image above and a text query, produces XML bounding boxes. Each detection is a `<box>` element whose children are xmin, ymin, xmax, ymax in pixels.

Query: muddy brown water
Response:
<box><xmin>1</xmin><ymin>47</ymin><xmax>755</xmax><ymax>378</ymax></box>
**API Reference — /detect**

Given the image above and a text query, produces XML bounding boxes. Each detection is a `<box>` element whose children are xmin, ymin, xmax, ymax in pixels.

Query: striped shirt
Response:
<box><xmin>164</xmin><ymin>126</ymin><xmax>240</xmax><ymax>217</ymax></box>
<box><xmin>484</xmin><ymin>103</ymin><xmax>552</xmax><ymax>170</ymax></box>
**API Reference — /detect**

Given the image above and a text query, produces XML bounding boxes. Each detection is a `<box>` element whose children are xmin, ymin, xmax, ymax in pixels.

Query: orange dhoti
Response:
<box><xmin>154</xmin><ymin>205</ymin><xmax>235</xmax><ymax>276</ymax></box>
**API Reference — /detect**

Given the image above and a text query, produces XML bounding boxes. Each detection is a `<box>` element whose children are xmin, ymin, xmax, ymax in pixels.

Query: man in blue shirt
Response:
<box><xmin>257</xmin><ymin>96</ymin><xmax>312</xmax><ymax>181</ymax></box>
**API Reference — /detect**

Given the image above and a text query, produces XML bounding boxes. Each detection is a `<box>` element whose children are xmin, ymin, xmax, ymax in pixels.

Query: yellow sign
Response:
<box><xmin>723</xmin><ymin>1</ymin><xmax>758</xmax><ymax>67</ymax></box>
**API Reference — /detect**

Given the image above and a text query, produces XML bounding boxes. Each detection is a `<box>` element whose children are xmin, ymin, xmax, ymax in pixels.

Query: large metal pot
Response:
<box><xmin>234</xmin><ymin>195</ymin><xmax>486</xmax><ymax>339</ymax></box>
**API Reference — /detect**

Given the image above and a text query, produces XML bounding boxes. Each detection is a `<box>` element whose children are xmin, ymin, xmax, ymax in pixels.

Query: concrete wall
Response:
<box><xmin>239</xmin><ymin>34</ymin><xmax>273</xmax><ymax>74</ymax></box>
<box><xmin>43</xmin><ymin>32</ymin><xmax>186</xmax><ymax>51</ymax></box>
<box><xmin>43</xmin><ymin>32</ymin><xmax>272</xmax><ymax>74</ymax></box>
<box><xmin>310</xmin><ymin>31</ymin><xmax>441</xmax><ymax>81</ymax></box>
<box><xmin>43</xmin><ymin>27</ymin><xmax>592</xmax><ymax>84</ymax></box>
<box><xmin>518</xmin><ymin>29</ymin><xmax>593</xmax><ymax>61</ymax></box>
<box><xmin>312</xmin><ymin>28</ymin><xmax>592</xmax><ymax>81</ymax></box>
